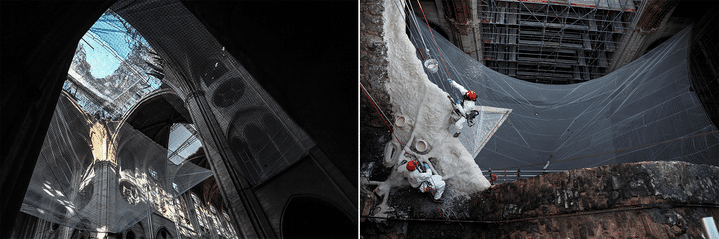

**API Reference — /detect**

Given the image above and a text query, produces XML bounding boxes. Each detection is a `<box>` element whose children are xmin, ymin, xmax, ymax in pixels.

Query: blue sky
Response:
<box><xmin>68</xmin><ymin>11</ymin><xmax>162</xmax><ymax>118</ymax></box>
<box><xmin>82</xmin><ymin>13</ymin><xmax>133</xmax><ymax>79</ymax></box>
<box><xmin>80</xmin><ymin>35</ymin><xmax>123</xmax><ymax>79</ymax></box>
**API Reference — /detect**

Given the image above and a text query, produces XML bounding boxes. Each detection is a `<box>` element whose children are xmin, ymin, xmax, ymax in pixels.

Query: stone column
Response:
<box><xmin>85</xmin><ymin>160</ymin><xmax>117</xmax><ymax>233</ymax></box>
<box><xmin>182</xmin><ymin>89</ymin><xmax>275</xmax><ymax>239</ymax></box>
<box><xmin>470</xmin><ymin>0</ymin><xmax>483</xmax><ymax>62</ymax></box>
<box><xmin>609</xmin><ymin>0</ymin><xmax>680</xmax><ymax>71</ymax></box>
<box><xmin>450</xmin><ymin>0</ymin><xmax>482</xmax><ymax>61</ymax></box>
<box><xmin>609</xmin><ymin>25</ymin><xmax>651</xmax><ymax>72</ymax></box>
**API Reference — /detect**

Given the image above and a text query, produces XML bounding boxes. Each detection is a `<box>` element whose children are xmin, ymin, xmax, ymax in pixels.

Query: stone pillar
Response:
<box><xmin>449</xmin><ymin>0</ymin><xmax>482</xmax><ymax>61</ymax></box>
<box><xmin>9</xmin><ymin>212</ymin><xmax>40</xmax><ymax>238</ymax></box>
<box><xmin>86</xmin><ymin>160</ymin><xmax>117</xmax><ymax>233</ymax></box>
<box><xmin>610</xmin><ymin>25</ymin><xmax>651</xmax><ymax>72</ymax></box>
<box><xmin>470</xmin><ymin>0</ymin><xmax>483</xmax><ymax>62</ymax></box>
<box><xmin>182</xmin><ymin>89</ymin><xmax>275</xmax><ymax>239</ymax></box>
<box><xmin>609</xmin><ymin>0</ymin><xmax>681</xmax><ymax>71</ymax></box>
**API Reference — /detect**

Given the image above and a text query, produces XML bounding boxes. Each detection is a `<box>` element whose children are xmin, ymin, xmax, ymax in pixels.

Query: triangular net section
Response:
<box><xmin>21</xmin><ymin>93</ymin><xmax>213</xmax><ymax>233</ymax></box>
<box><xmin>457</xmin><ymin>106</ymin><xmax>512</xmax><ymax>159</ymax></box>
<box><xmin>407</xmin><ymin>13</ymin><xmax>719</xmax><ymax>172</ymax></box>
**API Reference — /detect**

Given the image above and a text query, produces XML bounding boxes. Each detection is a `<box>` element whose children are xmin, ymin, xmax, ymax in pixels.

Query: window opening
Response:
<box><xmin>167</xmin><ymin>123</ymin><xmax>202</xmax><ymax>164</ymax></box>
<box><xmin>191</xmin><ymin>193</ymin><xmax>209</xmax><ymax>232</ymax></box>
<box><xmin>223</xmin><ymin>211</ymin><xmax>237</xmax><ymax>238</ymax></box>
<box><xmin>148</xmin><ymin>167</ymin><xmax>157</xmax><ymax>179</ymax></box>
<box><xmin>209</xmin><ymin>205</ymin><xmax>223</xmax><ymax>236</ymax></box>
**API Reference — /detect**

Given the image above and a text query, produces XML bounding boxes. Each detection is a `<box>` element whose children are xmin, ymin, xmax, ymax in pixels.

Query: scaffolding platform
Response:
<box><xmin>478</xmin><ymin>0</ymin><xmax>639</xmax><ymax>83</ymax></box>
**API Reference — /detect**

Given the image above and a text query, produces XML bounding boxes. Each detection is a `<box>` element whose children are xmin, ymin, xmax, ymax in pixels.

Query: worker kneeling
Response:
<box><xmin>405</xmin><ymin>161</ymin><xmax>446</xmax><ymax>201</ymax></box>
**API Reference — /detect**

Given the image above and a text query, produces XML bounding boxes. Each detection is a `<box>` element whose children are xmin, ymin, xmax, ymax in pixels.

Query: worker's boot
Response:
<box><xmin>453</xmin><ymin>132</ymin><xmax>461</xmax><ymax>137</ymax></box>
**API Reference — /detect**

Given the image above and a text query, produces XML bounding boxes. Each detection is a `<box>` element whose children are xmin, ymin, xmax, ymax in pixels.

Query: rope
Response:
<box><xmin>404</xmin><ymin>0</ymin><xmax>430</xmax><ymax>59</ymax></box>
<box><xmin>360</xmin><ymin>83</ymin><xmax>409</xmax><ymax>155</ymax></box>
<box><xmin>415</xmin><ymin>0</ymin><xmax>452</xmax><ymax>80</ymax></box>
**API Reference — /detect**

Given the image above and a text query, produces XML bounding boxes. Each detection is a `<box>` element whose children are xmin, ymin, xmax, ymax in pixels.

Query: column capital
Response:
<box><xmin>92</xmin><ymin>160</ymin><xmax>117</xmax><ymax>170</ymax></box>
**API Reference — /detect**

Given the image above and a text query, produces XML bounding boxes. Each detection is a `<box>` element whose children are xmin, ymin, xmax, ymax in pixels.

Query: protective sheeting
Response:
<box><xmin>21</xmin><ymin>93</ymin><xmax>213</xmax><ymax>233</ymax></box>
<box><xmin>110</xmin><ymin>0</ymin><xmax>315</xmax><ymax>186</ymax></box>
<box><xmin>408</xmin><ymin>15</ymin><xmax>719</xmax><ymax>171</ymax></box>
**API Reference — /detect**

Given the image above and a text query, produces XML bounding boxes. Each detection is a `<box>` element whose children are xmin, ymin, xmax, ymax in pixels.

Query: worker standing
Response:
<box><xmin>448</xmin><ymin>79</ymin><xmax>478</xmax><ymax>137</ymax></box>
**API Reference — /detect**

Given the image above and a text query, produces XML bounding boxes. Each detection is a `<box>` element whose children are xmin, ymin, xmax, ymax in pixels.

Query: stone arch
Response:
<box><xmin>226</xmin><ymin>105</ymin><xmax>305</xmax><ymax>185</ymax></box>
<box><xmin>226</xmin><ymin>107</ymin><xmax>271</xmax><ymax>185</ymax></box>
<box><xmin>280</xmin><ymin>195</ymin><xmax>353</xmax><ymax>239</ymax></box>
<box><xmin>120</xmin><ymin>89</ymin><xmax>190</xmax><ymax>148</ymax></box>
<box><xmin>120</xmin><ymin>89</ymin><xmax>187</xmax><ymax>127</ymax></box>
<box><xmin>117</xmin><ymin>88</ymin><xmax>190</xmax><ymax>189</ymax></box>
<box><xmin>125</xmin><ymin>230</ymin><xmax>136</xmax><ymax>239</ymax></box>
<box><xmin>155</xmin><ymin>227</ymin><xmax>173</xmax><ymax>239</ymax></box>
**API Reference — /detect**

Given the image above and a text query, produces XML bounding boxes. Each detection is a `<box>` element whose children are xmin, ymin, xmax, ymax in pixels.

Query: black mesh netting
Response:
<box><xmin>110</xmin><ymin>0</ymin><xmax>314</xmax><ymax>186</ymax></box>
<box><xmin>21</xmin><ymin>93</ymin><xmax>213</xmax><ymax>233</ymax></box>
<box><xmin>407</xmin><ymin>14</ymin><xmax>718</xmax><ymax>171</ymax></box>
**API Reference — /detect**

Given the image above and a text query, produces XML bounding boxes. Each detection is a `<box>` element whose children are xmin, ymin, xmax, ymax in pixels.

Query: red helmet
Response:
<box><xmin>465</xmin><ymin>91</ymin><xmax>477</xmax><ymax>101</ymax></box>
<box><xmin>406</xmin><ymin>161</ymin><xmax>416</xmax><ymax>171</ymax></box>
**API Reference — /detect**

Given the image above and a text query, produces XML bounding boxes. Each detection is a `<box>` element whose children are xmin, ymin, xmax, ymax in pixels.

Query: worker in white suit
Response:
<box><xmin>405</xmin><ymin>161</ymin><xmax>446</xmax><ymax>201</ymax></box>
<box><xmin>448</xmin><ymin>79</ymin><xmax>479</xmax><ymax>137</ymax></box>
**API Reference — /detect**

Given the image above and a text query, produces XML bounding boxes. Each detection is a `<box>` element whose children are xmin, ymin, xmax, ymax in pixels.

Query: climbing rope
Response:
<box><xmin>360</xmin><ymin>82</ymin><xmax>409</xmax><ymax>155</ymax></box>
<box><xmin>403</xmin><ymin>0</ymin><xmax>431</xmax><ymax>59</ymax></box>
<box><xmin>414</xmin><ymin>0</ymin><xmax>453</xmax><ymax>81</ymax></box>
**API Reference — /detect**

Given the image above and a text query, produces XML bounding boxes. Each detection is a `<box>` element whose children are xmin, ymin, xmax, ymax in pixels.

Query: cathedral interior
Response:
<box><xmin>1</xmin><ymin>1</ymin><xmax>356</xmax><ymax>238</ymax></box>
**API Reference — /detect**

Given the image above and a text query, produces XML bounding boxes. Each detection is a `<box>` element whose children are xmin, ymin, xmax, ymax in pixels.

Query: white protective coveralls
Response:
<box><xmin>406</xmin><ymin>164</ymin><xmax>446</xmax><ymax>200</ymax></box>
<box><xmin>450</xmin><ymin>80</ymin><xmax>476</xmax><ymax>136</ymax></box>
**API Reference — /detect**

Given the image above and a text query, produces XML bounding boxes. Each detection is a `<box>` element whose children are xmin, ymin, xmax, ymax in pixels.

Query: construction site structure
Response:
<box><xmin>413</xmin><ymin>0</ymin><xmax>683</xmax><ymax>84</ymax></box>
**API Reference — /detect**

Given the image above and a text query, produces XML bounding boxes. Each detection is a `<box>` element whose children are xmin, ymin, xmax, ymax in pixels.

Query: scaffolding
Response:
<box><xmin>478</xmin><ymin>0</ymin><xmax>641</xmax><ymax>83</ymax></box>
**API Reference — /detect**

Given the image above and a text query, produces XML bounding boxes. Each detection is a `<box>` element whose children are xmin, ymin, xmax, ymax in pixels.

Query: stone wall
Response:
<box><xmin>361</xmin><ymin>0</ymin><xmax>393</xmax><ymax>129</ymax></box>
<box><xmin>360</xmin><ymin>0</ymin><xmax>395</xmax><ymax>187</ymax></box>
<box><xmin>362</xmin><ymin>161</ymin><xmax>719</xmax><ymax>238</ymax></box>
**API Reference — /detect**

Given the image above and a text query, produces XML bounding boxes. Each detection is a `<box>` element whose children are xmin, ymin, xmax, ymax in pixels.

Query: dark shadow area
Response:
<box><xmin>282</xmin><ymin>196</ymin><xmax>354</xmax><ymax>239</ymax></box>
<box><xmin>0</xmin><ymin>2</ymin><xmax>116</xmax><ymax>236</ymax></box>
<box><xmin>181</xmin><ymin>1</ymin><xmax>358</xmax><ymax>186</ymax></box>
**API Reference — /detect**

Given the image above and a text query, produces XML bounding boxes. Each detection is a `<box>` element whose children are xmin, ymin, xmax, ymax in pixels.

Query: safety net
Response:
<box><xmin>64</xmin><ymin>9</ymin><xmax>162</xmax><ymax>121</ymax></box>
<box><xmin>21</xmin><ymin>93</ymin><xmax>213</xmax><ymax>233</ymax></box>
<box><xmin>109</xmin><ymin>0</ymin><xmax>315</xmax><ymax>186</ymax></box>
<box><xmin>407</xmin><ymin>14</ymin><xmax>719</xmax><ymax>172</ymax></box>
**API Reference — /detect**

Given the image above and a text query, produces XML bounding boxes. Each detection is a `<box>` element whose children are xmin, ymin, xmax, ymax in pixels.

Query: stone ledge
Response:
<box><xmin>362</xmin><ymin>161</ymin><xmax>719</xmax><ymax>238</ymax></box>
